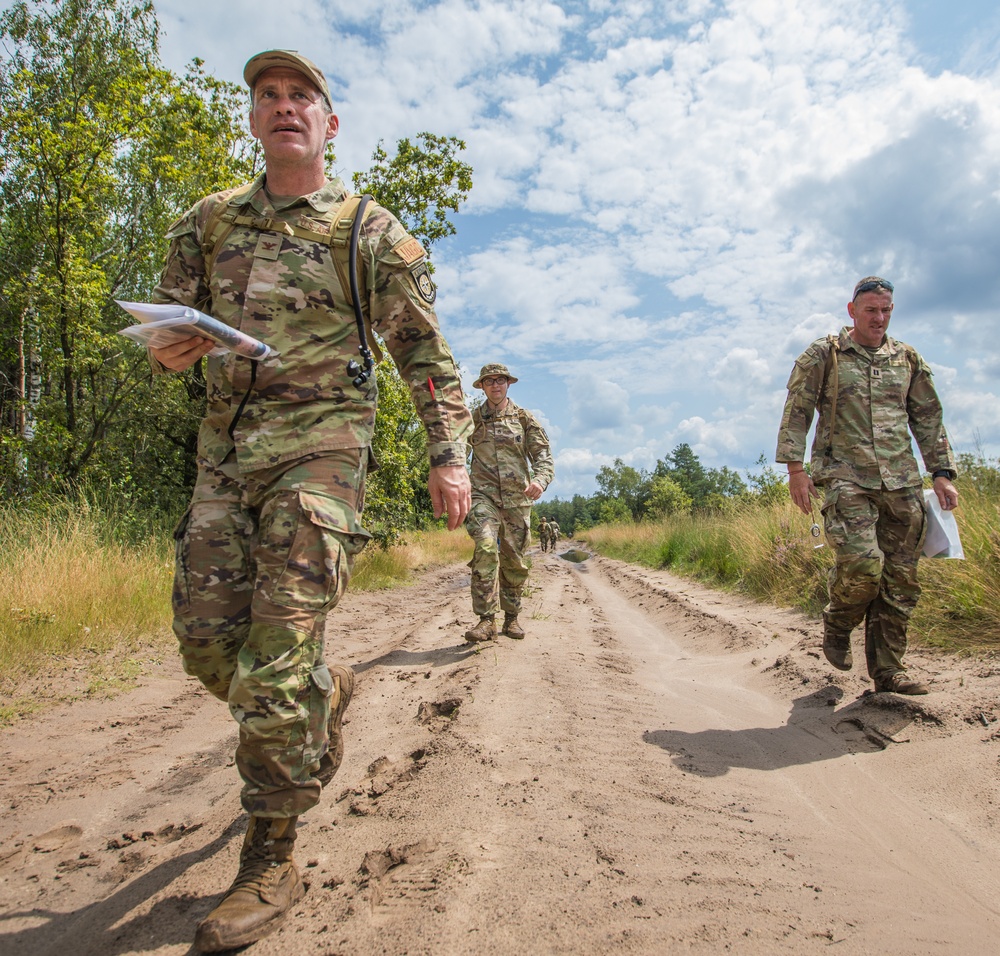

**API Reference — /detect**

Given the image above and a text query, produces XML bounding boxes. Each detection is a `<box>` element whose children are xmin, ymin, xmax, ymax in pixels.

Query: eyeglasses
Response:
<box><xmin>853</xmin><ymin>278</ymin><xmax>893</xmax><ymax>299</ymax></box>
<box><xmin>482</xmin><ymin>376</ymin><xmax>508</xmax><ymax>386</ymax></box>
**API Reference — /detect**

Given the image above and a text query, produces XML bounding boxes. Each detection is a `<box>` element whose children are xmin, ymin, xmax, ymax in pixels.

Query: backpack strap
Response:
<box><xmin>329</xmin><ymin>193</ymin><xmax>383</xmax><ymax>365</ymax></box>
<box><xmin>822</xmin><ymin>334</ymin><xmax>840</xmax><ymax>458</ymax></box>
<box><xmin>200</xmin><ymin>181</ymin><xmax>259</xmax><ymax>282</ymax></box>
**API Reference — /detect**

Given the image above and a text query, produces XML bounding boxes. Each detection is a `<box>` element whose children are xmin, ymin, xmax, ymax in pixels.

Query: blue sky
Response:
<box><xmin>56</xmin><ymin>1</ymin><xmax>1000</xmax><ymax>496</ymax></box>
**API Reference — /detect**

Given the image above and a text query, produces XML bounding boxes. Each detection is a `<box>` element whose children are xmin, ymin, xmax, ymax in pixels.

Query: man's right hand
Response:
<box><xmin>150</xmin><ymin>336</ymin><xmax>216</xmax><ymax>371</ymax></box>
<box><xmin>788</xmin><ymin>469</ymin><xmax>820</xmax><ymax>515</ymax></box>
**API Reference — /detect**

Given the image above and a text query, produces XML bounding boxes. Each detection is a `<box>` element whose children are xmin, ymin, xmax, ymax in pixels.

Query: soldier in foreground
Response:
<box><xmin>776</xmin><ymin>277</ymin><xmax>958</xmax><ymax>695</ymax></box>
<box><xmin>465</xmin><ymin>363</ymin><xmax>554</xmax><ymax>642</ymax></box>
<box><xmin>149</xmin><ymin>50</ymin><xmax>471</xmax><ymax>951</ymax></box>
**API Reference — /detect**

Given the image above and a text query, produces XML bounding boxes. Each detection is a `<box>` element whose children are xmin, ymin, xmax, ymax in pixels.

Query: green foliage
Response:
<box><xmin>364</xmin><ymin>359</ymin><xmax>429</xmax><ymax>547</ymax></box>
<box><xmin>545</xmin><ymin>444</ymin><xmax>763</xmax><ymax>533</ymax></box>
<box><xmin>0</xmin><ymin>0</ymin><xmax>255</xmax><ymax>508</ymax></box>
<box><xmin>581</xmin><ymin>459</ymin><xmax>1000</xmax><ymax>653</ymax></box>
<box><xmin>595</xmin><ymin>457</ymin><xmax>648</xmax><ymax>519</ymax></box>
<box><xmin>644</xmin><ymin>475</ymin><xmax>693</xmax><ymax>518</ymax></box>
<box><xmin>352</xmin><ymin>132</ymin><xmax>473</xmax><ymax>251</ymax></box>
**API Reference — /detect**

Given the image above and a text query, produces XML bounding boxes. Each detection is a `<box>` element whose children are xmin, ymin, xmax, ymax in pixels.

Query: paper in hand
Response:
<box><xmin>115</xmin><ymin>301</ymin><xmax>276</xmax><ymax>360</ymax></box>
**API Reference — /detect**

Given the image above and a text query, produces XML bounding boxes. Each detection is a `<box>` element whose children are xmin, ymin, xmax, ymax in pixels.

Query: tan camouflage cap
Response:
<box><xmin>473</xmin><ymin>363</ymin><xmax>519</xmax><ymax>389</ymax></box>
<box><xmin>244</xmin><ymin>50</ymin><xmax>333</xmax><ymax>109</ymax></box>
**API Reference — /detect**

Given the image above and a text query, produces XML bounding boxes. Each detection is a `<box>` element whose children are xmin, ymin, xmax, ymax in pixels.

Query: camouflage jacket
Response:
<box><xmin>776</xmin><ymin>327</ymin><xmax>956</xmax><ymax>489</ymax></box>
<box><xmin>153</xmin><ymin>174</ymin><xmax>471</xmax><ymax>473</ymax></box>
<box><xmin>469</xmin><ymin>399</ymin><xmax>554</xmax><ymax>508</ymax></box>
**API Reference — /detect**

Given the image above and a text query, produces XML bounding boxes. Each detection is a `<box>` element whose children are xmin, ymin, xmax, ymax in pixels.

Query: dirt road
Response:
<box><xmin>2</xmin><ymin>546</ymin><xmax>999</xmax><ymax>955</ymax></box>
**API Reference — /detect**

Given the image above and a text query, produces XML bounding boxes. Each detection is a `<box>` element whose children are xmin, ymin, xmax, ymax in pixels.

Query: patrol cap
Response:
<box><xmin>473</xmin><ymin>363</ymin><xmax>519</xmax><ymax>389</ymax></box>
<box><xmin>244</xmin><ymin>50</ymin><xmax>333</xmax><ymax>109</ymax></box>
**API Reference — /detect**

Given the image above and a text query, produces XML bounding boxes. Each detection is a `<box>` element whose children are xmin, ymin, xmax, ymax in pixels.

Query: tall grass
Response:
<box><xmin>580</xmin><ymin>477</ymin><xmax>1000</xmax><ymax>654</ymax></box>
<box><xmin>2</xmin><ymin>503</ymin><xmax>471</xmax><ymax>724</ymax></box>
<box><xmin>351</xmin><ymin>527</ymin><xmax>471</xmax><ymax>590</ymax></box>
<box><xmin>1</xmin><ymin>492</ymin><xmax>176</xmax><ymax>723</ymax></box>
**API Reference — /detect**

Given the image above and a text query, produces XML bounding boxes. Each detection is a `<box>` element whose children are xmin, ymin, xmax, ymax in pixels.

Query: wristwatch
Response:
<box><xmin>931</xmin><ymin>469</ymin><xmax>955</xmax><ymax>480</ymax></box>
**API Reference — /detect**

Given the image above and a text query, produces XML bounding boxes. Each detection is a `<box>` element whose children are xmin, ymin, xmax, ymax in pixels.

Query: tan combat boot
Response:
<box><xmin>194</xmin><ymin>815</ymin><xmax>305</xmax><ymax>952</ymax></box>
<box><xmin>822</xmin><ymin>626</ymin><xmax>853</xmax><ymax>671</ymax></box>
<box><xmin>465</xmin><ymin>615</ymin><xmax>497</xmax><ymax>643</ymax></box>
<box><xmin>501</xmin><ymin>614</ymin><xmax>525</xmax><ymax>640</ymax></box>
<box><xmin>314</xmin><ymin>664</ymin><xmax>355</xmax><ymax>787</ymax></box>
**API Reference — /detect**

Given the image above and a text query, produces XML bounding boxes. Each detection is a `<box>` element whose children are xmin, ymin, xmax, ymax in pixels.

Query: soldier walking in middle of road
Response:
<box><xmin>465</xmin><ymin>363</ymin><xmax>554</xmax><ymax>643</ymax></box>
<box><xmin>548</xmin><ymin>517</ymin><xmax>560</xmax><ymax>552</ymax></box>
<box><xmin>538</xmin><ymin>516</ymin><xmax>550</xmax><ymax>552</ymax></box>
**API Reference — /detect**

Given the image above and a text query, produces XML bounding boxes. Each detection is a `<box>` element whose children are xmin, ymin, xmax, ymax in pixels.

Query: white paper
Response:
<box><xmin>923</xmin><ymin>488</ymin><xmax>964</xmax><ymax>559</ymax></box>
<box><xmin>115</xmin><ymin>300</ymin><xmax>276</xmax><ymax>360</ymax></box>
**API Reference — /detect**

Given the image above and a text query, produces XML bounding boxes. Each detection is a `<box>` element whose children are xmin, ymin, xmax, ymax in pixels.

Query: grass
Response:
<box><xmin>0</xmin><ymin>507</ymin><xmax>472</xmax><ymax>726</ymax></box>
<box><xmin>351</xmin><ymin>527</ymin><xmax>471</xmax><ymax>590</ymax></box>
<box><xmin>1</xmin><ymin>493</ymin><xmax>176</xmax><ymax>724</ymax></box>
<box><xmin>579</xmin><ymin>475</ymin><xmax>1000</xmax><ymax>655</ymax></box>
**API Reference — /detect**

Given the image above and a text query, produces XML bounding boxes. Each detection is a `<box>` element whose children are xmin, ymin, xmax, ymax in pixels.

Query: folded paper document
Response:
<box><xmin>922</xmin><ymin>488</ymin><xmax>964</xmax><ymax>559</ymax></box>
<box><xmin>115</xmin><ymin>301</ymin><xmax>276</xmax><ymax>360</ymax></box>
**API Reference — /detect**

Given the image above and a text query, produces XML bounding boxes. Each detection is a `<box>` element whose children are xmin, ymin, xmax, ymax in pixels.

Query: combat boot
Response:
<box><xmin>194</xmin><ymin>815</ymin><xmax>305</xmax><ymax>952</ymax></box>
<box><xmin>822</xmin><ymin>627</ymin><xmax>853</xmax><ymax>671</ymax></box>
<box><xmin>875</xmin><ymin>672</ymin><xmax>929</xmax><ymax>695</ymax></box>
<box><xmin>314</xmin><ymin>664</ymin><xmax>355</xmax><ymax>787</ymax></box>
<box><xmin>465</xmin><ymin>615</ymin><xmax>496</xmax><ymax>643</ymax></box>
<box><xmin>501</xmin><ymin>614</ymin><xmax>525</xmax><ymax>640</ymax></box>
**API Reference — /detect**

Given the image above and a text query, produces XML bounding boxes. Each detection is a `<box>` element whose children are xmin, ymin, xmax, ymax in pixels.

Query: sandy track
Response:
<box><xmin>1</xmin><ymin>546</ymin><xmax>998</xmax><ymax>955</ymax></box>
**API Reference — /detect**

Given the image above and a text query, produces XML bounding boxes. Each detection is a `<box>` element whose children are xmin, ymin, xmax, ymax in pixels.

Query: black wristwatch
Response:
<box><xmin>932</xmin><ymin>469</ymin><xmax>955</xmax><ymax>481</ymax></box>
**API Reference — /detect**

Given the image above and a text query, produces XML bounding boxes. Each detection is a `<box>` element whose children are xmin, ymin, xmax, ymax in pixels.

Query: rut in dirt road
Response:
<box><xmin>1</xmin><ymin>548</ymin><xmax>999</xmax><ymax>956</ymax></box>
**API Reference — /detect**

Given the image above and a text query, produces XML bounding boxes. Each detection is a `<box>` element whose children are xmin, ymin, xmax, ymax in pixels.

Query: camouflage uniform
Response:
<box><xmin>154</xmin><ymin>174</ymin><xmax>472</xmax><ymax>817</ymax></box>
<box><xmin>776</xmin><ymin>326</ymin><xmax>956</xmax><ymax>683</ymax></box>
<box><xmin>467</xmin><ymin>396</ymin><xmax>554</xmax><ymax>619</ymax></box>
<box><xmin>538</xmin><ymin>517</ymin><xmax>549</xmax><ymax>552</ymax></box>
<box><xmin>548</xmin><ymin>519</ymin><xmax>560</xmax><ymax>549</ymax></box>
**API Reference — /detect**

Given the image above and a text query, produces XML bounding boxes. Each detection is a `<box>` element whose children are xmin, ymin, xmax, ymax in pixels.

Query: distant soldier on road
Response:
<box><xmin>538</xmin><ymin>516</ymin><xmax>550</xmax><ymax>552</ymax></box>
<box><xmin>548</xmin><ymin>517</ymin><xmax>560</xmax><ymax>551</ymax></box>
<box><xmin>776</xmin><ymin>276</ymin><xmax>958</xmax><ymax>696</ymax></box>
<box><xmin>465</xmin><ymin>363</ymin><xmax>554</xmax><ymax>642</ymax></box>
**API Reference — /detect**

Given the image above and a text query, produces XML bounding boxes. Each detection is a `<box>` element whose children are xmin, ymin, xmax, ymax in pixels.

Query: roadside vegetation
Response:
<box><xmin>579</xmin><ymin>453</ymin><xmax>1000</xmax><ymax>655</ymax></box>
<box><xmin>0</xmin><ymin>490</ymin><xmax>471</xmax><ymax>724</ymax></box>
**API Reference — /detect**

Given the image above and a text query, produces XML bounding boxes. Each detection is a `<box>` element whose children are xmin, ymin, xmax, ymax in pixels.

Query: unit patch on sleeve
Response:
<box><xmin>411</xmin><ymin>262</ymin><xmax>437</xmax><ymax>304</ymax></box>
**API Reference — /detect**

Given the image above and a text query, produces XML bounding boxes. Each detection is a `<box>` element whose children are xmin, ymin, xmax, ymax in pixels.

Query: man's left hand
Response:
<box><xmin>524</xmin><ymin>480</ymin><xmax>544</xmax><ymax>501</ymax></box>
<box><xmin>933</xmin><ymin>476</ymin><xmax>958</xmax><ymax>512</ymax></box>
<box><xmin>429</xmin><ymin>464</ymin><xmax>472</xmax><ymax>530</ymax></box>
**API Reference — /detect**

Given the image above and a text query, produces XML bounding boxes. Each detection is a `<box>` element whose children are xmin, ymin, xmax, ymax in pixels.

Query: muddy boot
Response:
<box><xmin>465</xmin><ymin>615</ymin><xmax>496</xmax><ymax>643</ymax></box>
<box><xmin>194</xmin><ymin>816</ymin><xmax>305</xmax><ymax>952</ymax></box>
<box><xmin>314</xmin><ymin>665</ymin><xmax>355</xmax><ymax>788</ymax></box>
<box><xmin>822</xmin><ymin>626</ymin><xmax>853</xmax><ymax>671</ymax></box>
<box><xmin>501</xmin><ymin>614</ymin><xmax>525</xmax><ymax>640</ymax></box>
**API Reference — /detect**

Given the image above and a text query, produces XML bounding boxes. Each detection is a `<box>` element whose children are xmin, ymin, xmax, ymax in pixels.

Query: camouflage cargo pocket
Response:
<box><xmin>263</xmin><ymin>490</ymin><xmax>371</xmax><ymax>614</ymax></box>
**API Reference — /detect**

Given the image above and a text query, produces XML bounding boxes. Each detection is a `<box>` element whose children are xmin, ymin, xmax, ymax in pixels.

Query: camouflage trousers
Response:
<box><xmin>172</xmin><ymin>450</ymin><xmax>370</xmax><ymax>818</ymax></box>
<box><xmin>820</xmin><ymin>480</ymin><xmax>926</xmax><ymax>683</ymax></box>
<box><xmin>466</xmin><ymin>496</ymin><xmax>531</xmax><ymax>617</ymax></box>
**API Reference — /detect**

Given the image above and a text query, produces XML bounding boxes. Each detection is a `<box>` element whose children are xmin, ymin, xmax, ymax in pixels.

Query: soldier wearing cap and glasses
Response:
<box><xmin>148</xmin><ymin>50</ymin><xmax>472</xmax><ymax>951</ymax></box>
<box><xmin>776</xmin><ymin>277</ymin><xmax>958</xmax><ymax>697</ymax></box>
<box><xmin>464</xmin><ymin>363</ymin><xmax>554</xmax><ymax>643</ymax></box>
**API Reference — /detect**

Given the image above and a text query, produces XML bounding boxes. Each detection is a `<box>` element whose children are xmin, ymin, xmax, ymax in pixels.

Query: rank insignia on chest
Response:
<box><xmin>254</xmin><ymin>234</ymin><xmax>282</xmax><ymax>260</ymax></box>
<box><xmin>871</xmin><ymin>367</ymin><xmax>882</xmax><ymax>380</ymax></box>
